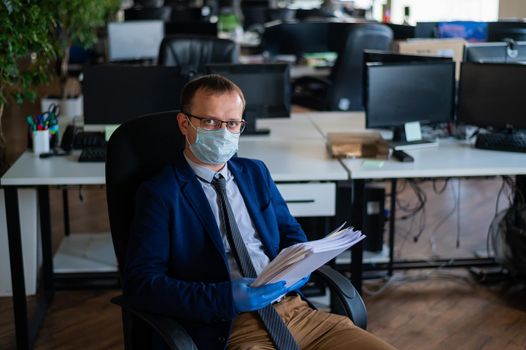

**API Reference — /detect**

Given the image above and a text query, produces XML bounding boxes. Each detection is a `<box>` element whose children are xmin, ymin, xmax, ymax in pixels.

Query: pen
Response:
<box><xmin>26</xmin><ymin>116</ymin><xmax>36</xmax><ymax>131</ymax></box>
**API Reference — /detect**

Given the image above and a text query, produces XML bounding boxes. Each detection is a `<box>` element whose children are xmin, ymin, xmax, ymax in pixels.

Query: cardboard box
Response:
<box><xmin>327</xmin><ymin>131</ymin><xmax>388</xmax><ymax>159</ymax></box>
<box><xmin>393</xmin><ymin>38</ymin><xmax>466</xmax><ymax>79</ymax></box>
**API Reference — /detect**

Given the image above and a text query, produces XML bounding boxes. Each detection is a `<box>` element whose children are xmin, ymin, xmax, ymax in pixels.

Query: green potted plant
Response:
<box><xmin>0</xmin><ymin>1</ymin><xmax>57</xmax><ymax>165</ymax></box>
<box><xmin>41</xmin><ymin>0</ymin><xmax>121</xmax><ymax>121</ymax></box>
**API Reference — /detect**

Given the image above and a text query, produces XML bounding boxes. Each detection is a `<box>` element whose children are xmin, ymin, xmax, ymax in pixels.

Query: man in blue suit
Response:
<box><xmin>123</xmin><ymin>74</ymin><xmax>396</xmax><ymax>349</ymax></box>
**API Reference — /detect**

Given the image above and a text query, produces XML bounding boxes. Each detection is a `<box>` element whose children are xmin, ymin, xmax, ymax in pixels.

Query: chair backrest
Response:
<box><xmin>327</xmin><ymin>23</ymin><xmax>393</xmax><ymax>111</ymax></box>
<box><xmin>106</xmin><ymin>111</ymin><xmax>185</xmax><ymax>270</ymax></box>
<box><xmin>157</xmin><ymin>35</ymin><xmax>239</xmax><ymax>76</ymax></box>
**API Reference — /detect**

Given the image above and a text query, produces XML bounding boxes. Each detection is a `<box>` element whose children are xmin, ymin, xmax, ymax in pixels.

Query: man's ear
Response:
<box><xmin>177</xmin><ymin>112</ymin><xmax>189</xmax><ymax>136</ymax></box>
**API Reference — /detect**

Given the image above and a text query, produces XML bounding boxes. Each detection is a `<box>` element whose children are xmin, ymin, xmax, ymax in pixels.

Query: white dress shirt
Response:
<box><xmin>184</xmin><ymin>154</ymin><xmax>270</xmax><ymax>279</ymax></box>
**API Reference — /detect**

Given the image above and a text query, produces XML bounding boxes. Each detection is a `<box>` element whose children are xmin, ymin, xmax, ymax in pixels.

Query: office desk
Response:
<box><xmin>1</xmin><ymin>153</ymin><xmax>106</xmax><ymax>349</ymax></box>
<box><xmin>340</xmin><ymin>139</ymin><xmax>526</xmax><ymax>291</ymax></box>
<box><xmin>1</xmin><ymin>115</ymin><xmax>350</xmax><ymax>350</ymax></box>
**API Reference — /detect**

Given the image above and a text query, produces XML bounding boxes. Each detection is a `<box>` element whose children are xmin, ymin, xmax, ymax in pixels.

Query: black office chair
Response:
<box><xmin>293</xmin><ymin>23</ymin><xmax>393</xmax><ymax>111</ymax></box>
<box><xmin>157</xmin><ymin>35</ymin><xmax>239</xmax><ymax>76</ymax></box>
<box><xmin>106</xmin><ymin>111</ymin><xmax>367</xmax><ymax>349</ymax></box>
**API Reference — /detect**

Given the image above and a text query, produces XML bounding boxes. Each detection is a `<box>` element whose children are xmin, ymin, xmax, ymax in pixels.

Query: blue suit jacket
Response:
<box><xmin>123</xmin><ymin>155</ymin><xmax>307</xmax><ymax>349</ymax></box>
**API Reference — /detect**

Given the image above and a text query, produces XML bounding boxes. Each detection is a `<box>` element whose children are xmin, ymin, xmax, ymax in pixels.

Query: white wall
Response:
<box><xmin>499</xmin><ymin>0</ymin><xmax>526</xmax><ymax>19</ymax></box>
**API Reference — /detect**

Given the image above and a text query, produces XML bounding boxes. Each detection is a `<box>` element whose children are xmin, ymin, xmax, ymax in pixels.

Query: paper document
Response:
<box><xmin>252</xmin><ymin>225</ymin><xmax>365</xmax><ymax>288</ymax></box>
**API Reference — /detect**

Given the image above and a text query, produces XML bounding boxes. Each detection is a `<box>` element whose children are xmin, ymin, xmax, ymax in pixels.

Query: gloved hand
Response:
<box><xmin>231</xmin><ymin>278</ymin><xmax>287</xmax><ymax>313</ymax></box>
<box><xmin>286</xmin><ymin>274</ymin><xmax>310</xmax><ymax>293</ymax></box>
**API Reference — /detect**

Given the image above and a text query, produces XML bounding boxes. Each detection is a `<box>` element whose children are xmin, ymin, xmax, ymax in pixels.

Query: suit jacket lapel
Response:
<box><xmin>173</xmin><ymin>156</ymin><xmax>227</xmax><ymax>261</ymax></box>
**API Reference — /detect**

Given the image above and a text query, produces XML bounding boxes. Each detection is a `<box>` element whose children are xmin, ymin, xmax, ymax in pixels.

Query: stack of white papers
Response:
<box><xmin>252</xmin><ymin>225</ymin><xmax>365</xmax><ymax>288</ymax></box>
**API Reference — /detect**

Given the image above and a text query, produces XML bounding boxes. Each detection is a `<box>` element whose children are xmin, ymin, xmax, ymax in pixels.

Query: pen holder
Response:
<box><xmin>32</xmin><ymin>130</ymin><xmax>50</xmax><ymax>154</ymax></box>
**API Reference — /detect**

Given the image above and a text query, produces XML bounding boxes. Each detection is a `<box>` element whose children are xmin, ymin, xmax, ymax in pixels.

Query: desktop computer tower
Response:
<box><xmin>363</xmin><ymin>184</ymin><xmax>385</xmax><ymax>252</ymax></box>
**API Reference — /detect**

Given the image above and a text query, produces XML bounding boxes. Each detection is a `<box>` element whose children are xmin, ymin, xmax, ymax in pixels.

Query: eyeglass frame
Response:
<box><xmin>183</xmin><ymin>112</ymin><xmax>247</xmax><ymax>134</ymax></box>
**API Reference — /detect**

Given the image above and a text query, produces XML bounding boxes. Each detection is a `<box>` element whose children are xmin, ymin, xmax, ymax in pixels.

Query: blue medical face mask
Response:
<box><xmin>187</xmin><ymin>121</ymin><xmax>240</xmax><ymax>165</ymax></box>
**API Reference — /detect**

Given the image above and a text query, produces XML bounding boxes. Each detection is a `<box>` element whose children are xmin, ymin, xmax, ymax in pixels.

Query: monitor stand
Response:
<box><xmin>240</xmin><ymin>109</ymin><xmax>270</xmax><ymax>136</ymax></box>
<box><xmin>388</xmin><ymin>124</ymin><xmax>438</xmax><ymax>150</ymax></box>
<box><xmin>242</xmin><ymin>124</ymin><xmax>270</xmax><ymax>136</ymax></box>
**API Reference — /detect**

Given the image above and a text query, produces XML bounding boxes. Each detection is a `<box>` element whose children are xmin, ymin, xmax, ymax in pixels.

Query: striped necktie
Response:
<box><xmin>212</xmin><ymin>174</ymin><xmax>299</xmax><ymax>350</ymax></box>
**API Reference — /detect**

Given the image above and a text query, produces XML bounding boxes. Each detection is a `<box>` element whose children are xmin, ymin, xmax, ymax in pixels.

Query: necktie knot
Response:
<box><xmin>212</xmin><ymin>174</ymin><xmax>227</xmax><ymax>192</ymax></box>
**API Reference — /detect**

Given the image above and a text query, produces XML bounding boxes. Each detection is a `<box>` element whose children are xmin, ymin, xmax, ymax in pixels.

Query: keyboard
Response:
<box><xmin>389</xmin><ymin>138</ymin><xmax>439</xmax><ymax>150</ymax></box>
<box><xmin>78</xmin><ymin>147</ymin><xmax>107</xmax><ymax>162</ymax></box>
<box><xmin>73</xmin><ymin>131</ymin><xmax>106</xmax><ymax>149</ymax></box>
<box><xmin>475</xmin><ymin>133</ymin><xmax>526</xmax><ymax>153</ymax></box>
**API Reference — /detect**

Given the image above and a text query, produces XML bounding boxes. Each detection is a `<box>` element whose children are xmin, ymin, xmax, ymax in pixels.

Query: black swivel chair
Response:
<box><xmin>106</xmin><ymin>111</ymin><xmax>368</xmax><ymax>349</ymax></box>
<box><xmin>157</xmin><ymin>35</ymin><xmax>239</xmax><ymax>76</ymax></box>
<box><xmin>292</xmin><ymin>23</ymin><xmax>393</xmax><ymax>111</ymax></box>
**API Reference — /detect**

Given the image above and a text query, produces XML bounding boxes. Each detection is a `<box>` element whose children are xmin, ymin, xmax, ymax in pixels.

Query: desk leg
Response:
<box><xmin>5</xmin><ymin>186</ymin><xmax>54</xmax><ymax>350</ymax></box>
<box><xmin>388</xmin><ymin>179</ymin><xmax>397</xmax><ymax>276</ymax></box>
<box><xmin>350</xmin><ymin>179</ymin><xmax>365</xmax><ymax>294</ymax></box>
<box><xmin>39</xmin><ymin>186</ymin><xmax>54</xmax><ymax>296</ymax></box>
<box><xmin>62</xmin><ymin>188</ymin><xmax>70</xmax><ymax>236</ymax></box>
<box><xmin>5</xmin><ymin>187</ymin><xmax>30</xmax><ymax>349</ymax></box>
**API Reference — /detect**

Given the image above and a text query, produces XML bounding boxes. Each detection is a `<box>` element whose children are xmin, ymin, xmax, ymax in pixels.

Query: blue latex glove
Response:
<box><xmin>231</xmin><ymin>278</ymin><xmax>287</xmax><ymax>313</ymax></box>
<box><xmin>286</xmin><ymin>274</ymin><xmax>311</xmax><ymax>293</ymax></box>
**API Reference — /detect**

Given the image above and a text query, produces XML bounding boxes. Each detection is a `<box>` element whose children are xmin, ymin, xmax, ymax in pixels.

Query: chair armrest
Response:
<box><xmin>313</xmin><ymin>265</ymin><xmax>368</xmax><ymax>329</ymax></box>
<box><xmin>111</xmin><ymin>295</ymin><xmax>197</xmax><ymax>350</ymax></box>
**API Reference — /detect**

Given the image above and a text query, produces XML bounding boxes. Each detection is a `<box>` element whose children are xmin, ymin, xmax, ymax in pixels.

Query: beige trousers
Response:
<box><xmin>228</xmin><ymin>295</ymin><xmax>397</xmax><ymax>350</ymax></box>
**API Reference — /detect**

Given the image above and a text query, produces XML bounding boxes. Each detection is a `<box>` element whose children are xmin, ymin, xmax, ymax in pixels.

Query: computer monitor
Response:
<box><xmin>488</xmin><ymin>21</ymin><xmax>526</xmax><ymax>42</ymax></box>
<box><xmin>206</xmin><ymin>63</ymin><xmax>291</xmax><ymax>135</ymax></box>
<box><xmin>384</xmin><ymin>24</ymin><xmax>415</xmax><ymax>40</ymax></box>
<box><xmin>415</xmin><ymin>22</ymin><xmax>438</xmax><ymax>38</ymax></box>
<box><xmin>463</xmin><ymin>41</ymin><xmax>526</xmax><ymax>63</ymax></box>
<box><xmin>457</xmin><ymin>62</ymin><xmax>526</xmax><ymax>130</ymax></box>
<box><xmin>164</xmin><ymin>21</ymin><xmax>218</xmax><ymax>36</ymax></box>
<box><xmin>365</xmin><ymin>61</ymin><xmax>456</xmax><ymax>143</ymax></box>
<box><xmin>436</xmin><ymin>21</ymin><xmax>488</xmax><ymax>42</ymax></box>
<box><xmin>82</xmin><ymin>65</ymin><xmax>189</xmax><ymax>130</ymax></box>
<box><xmin>107</xmin><ymin>20</ymin><xmax>164</xmax><ymax>61</ymax></box>
<box><xmin>364</xmin><ymin>50</ymin><xmax>453</xmax><ymax>64</ymax></box>
<box><xmin>363</xmin><ymin>50</ymin><xmax>453</xmax><ymax>108</ymax></box>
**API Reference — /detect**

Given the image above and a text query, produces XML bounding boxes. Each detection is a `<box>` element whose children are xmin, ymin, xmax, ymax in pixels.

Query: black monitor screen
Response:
<box><xmin>164</xmin><ymin>21</ymin><xmax>218</xmax><ymax>36</ymax></box>
<box><xmin>364</xmin><ymin>50</ymin><xmax>452</xmax><ymax>64</ymax></box>
<box><xmin>83</xmin><ymin>65</ymin><xmax>189</xmax><ymax>126</ymax></box>
<box><xmin>463</xmin><ymin>41</ymin><xmax>526</xmax><ymax>63</ymax></box>
<box><xmin>488</xmin><ymin>21</ymin><xmax>526</xmax><ymax>42</ymax></box>
<box><xmin>457</xmin><ymin>62</ymin><xmax>526</xmax><ymax>130</ymax></box>
<box><xmin>415</xmin><ymin>22</ymin><xmax>438</xmax><ymax>38</ymax></box>
<box><xmin>206</xmin><ymin>63</ymin><xmax>290</xmax><ymax>119</ymax></box>
<box><xmin>365</xmin><ymin>61</ymin><xmax>455</xmax><ymax>129</ymax></box>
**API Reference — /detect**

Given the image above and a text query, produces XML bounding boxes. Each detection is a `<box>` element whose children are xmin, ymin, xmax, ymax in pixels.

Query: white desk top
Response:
<box><xmin>1</xmin><ymin>125</ymin><xmax>346</xmax><ymax>186</ymax></box>
<box><xmin>238</xmin><ymin>138</ymin><xmax>348</xmax><ymax>182</ymax></box>
<box><xmin>307</xmin><ymin>111</ymin><xmax>366</xmax><ymax>136</ymax></box>
<box><xmin>1</xmin><ymin>152</ymin><xmax>105</xmax><ymax>186</ymax></box>
<box><xmin>8</xmin><ymin>113</ymin><xmax>521</xmax><ymax>186</ymax></box>
<box><xmin>290</xmin><ymin>65</ymin><xmax>331</xmax><ymax>80</ymax></box>
<box><xmin>306</xmin><ymin>111</ymin><xmax>394</xmax><ymax>140</ymax></box>
<box><xmin>342</xmin><ymin>139</ymin><xmax>526</xmax><ymax>180</ymax></box>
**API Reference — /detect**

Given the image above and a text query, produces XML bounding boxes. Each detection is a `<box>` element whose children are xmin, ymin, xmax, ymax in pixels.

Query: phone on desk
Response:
<box><xmin>60</xmin><ymin>125</ymin><xmax>81</xmax><ymax>151</ymax></box>
<box><xmin>60</xmin><ymin>125</ymin><xmax>106</xmax><ymax>151</ymax></box>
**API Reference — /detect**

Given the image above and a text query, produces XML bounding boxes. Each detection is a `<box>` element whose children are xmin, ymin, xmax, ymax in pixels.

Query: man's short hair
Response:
<box><xmin>181</xmin><ymin>74</ymin><xmax>245</xmax><ymax>114</ymax></box>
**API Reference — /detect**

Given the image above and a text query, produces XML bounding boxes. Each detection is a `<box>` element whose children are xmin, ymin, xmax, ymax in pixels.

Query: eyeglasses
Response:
<box><xmin>184</xmin><ymin>112</ymin><xmax>246</xmax><ymax>133</ymax></box>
